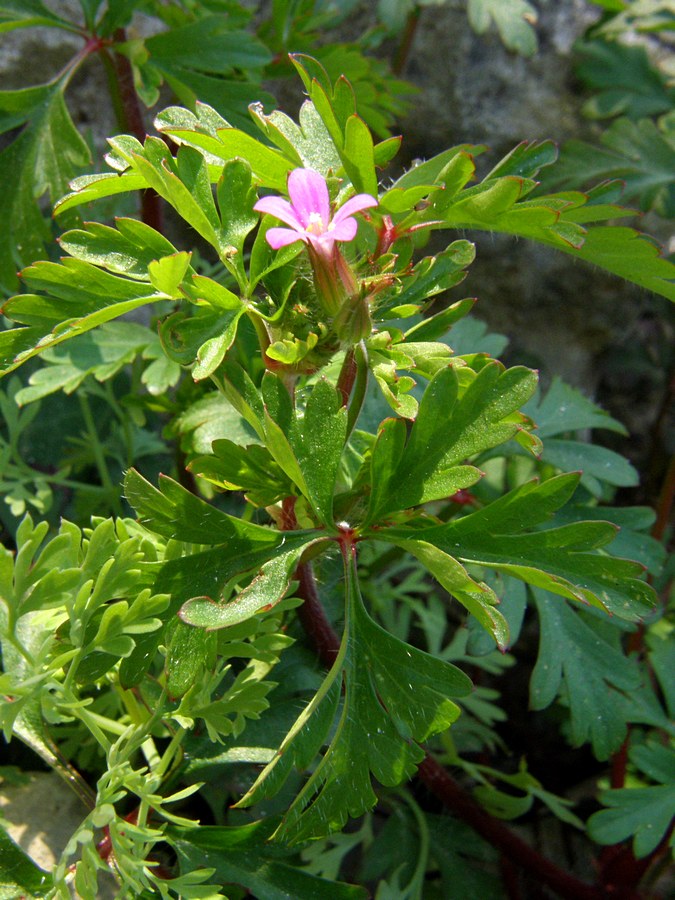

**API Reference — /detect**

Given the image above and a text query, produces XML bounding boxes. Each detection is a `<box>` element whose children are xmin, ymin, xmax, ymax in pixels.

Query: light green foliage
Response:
<box><xmin>467</xmin><ymin>0</ymin><xmax>538</xmax><ymax>55</ymax></box>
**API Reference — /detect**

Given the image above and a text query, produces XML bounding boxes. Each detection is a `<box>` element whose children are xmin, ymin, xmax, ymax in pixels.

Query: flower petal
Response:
<box><xmin>287</xmin><ymin>168</ymin><xmax>331</xmax><ymax>228</ymax></box>
<box><xmin>332</xmin><ymin>193</ymin><xmax>378</xmax><ymax>225</ymax></box>
<box><xmin>266</xmin><ymin>227</ymin><xmax>308</xmax><ymax>250</ymax></box>
<box><xmin>254</xmin><ymin>196</ymin><xmax>304</xmax><ymax>231</ymax></box>
<box><xmin>328</xmin><ymin>218</ymin><xmax>358</xmax><ymax>242</ymax></box>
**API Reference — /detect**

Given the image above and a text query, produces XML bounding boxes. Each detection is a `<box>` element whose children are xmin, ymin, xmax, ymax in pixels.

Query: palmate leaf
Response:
<box><xmin>548</xmin><ymin>116</ymin><xmax>675</xmax><ymax>217</ymax></box>
<box><xmin>12</xmin><ymin>321</ymin><xmax>166</xmax><ymax>405</ymax></box>
<box><xmin>574</xmin><ymin>39</ymin><xmax>674</xmax><ymax>120</ymax></box>
<box><xmin>467</xmin><ymin>0</ymin><xmax>539</xmax><ymax>56</ymax></box>
<box><xmin>515</xmin><ymin>377</ymin><xmax>639</xmax><ymax>497</ymax></box>
<box><xmin>378</xmin><ymin>474</ymin><xmax>656</xmax><ymax>623</ymax></box>
<box><xmin>119</xmin><ymin>14</ymin><xmax>273</xmax><ymax>129</ymax></box>
<box><xmin>588</xmin><ymin>739</ymin><xmax>675</xmax><ymax>857</ymax></box>
<box><xmin>0</xmin><ymin>80</ymin><xmax>90</xmax><ymax>294</ymax></box>
<box><xmin>119</xmin><ymin>469</ymin><xmax>321</xmax><ymax>683</ymax></box>
<box><xmin>238</xmin><ymin>553</ymin><xmax>471</xmax><ymax>843</ymax></box>
<box><xmin>530</xmin><ymin>590</ymin><xmax>642</xmax><ymax>760</ymax></box>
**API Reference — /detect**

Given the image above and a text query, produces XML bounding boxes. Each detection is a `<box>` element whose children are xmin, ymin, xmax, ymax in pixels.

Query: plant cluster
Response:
<box><xmin>0</xmin><ymin>2</ymin><xmax>673</xmax><ymax>899</ymax></box>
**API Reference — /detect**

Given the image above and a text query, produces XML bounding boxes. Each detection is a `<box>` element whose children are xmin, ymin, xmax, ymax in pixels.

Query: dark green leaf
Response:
<box><xmin>530</xmin><ymin>590</ymin><xmax>642</xmax><ymax>759</ymax></box>
<box><xmin>549</xmin><ymin>117</ymin><xmax>675</xmax><ymax>217</ymax></box>
<box><xmin>0</xmin><ymin>825</ymin><xmax>52</xmax><ymax>897</ymax></box>
<box><xmin>0</xmin><ymin>82</ymin><xmax>90</xmax><ymax>293</ymax></box>
<box><xmin>588</xmin><ymin>781</ymin><xmax>675</xmax><ymax>858</ymax></box>
<box><xmin>575</xmin><ymin>39</ymin><xmax>674</xmax><ymax>120</ymax></box>
<box><xmin>240</xmin><ymin>554</ymin><xmax>472</xmax><ymax>842</ymax></box>
<box><xmin>124</xmin><ymin>468</ymin><xmax>283</xmax><ymax>547</ymax></box>
<box><xmin>179</xmin><ymin>536</ymin><xmax>324</xmax><ymax>630</ymax></box>
<box><xmin>380</xmin><ymin>474</ymin><xmax>656</xmax><ymax>621</ymax></box>
<box><xmin>169</xmin><ymin>819</ymin><xmax>368</xmax><ymax>899</ymax></box>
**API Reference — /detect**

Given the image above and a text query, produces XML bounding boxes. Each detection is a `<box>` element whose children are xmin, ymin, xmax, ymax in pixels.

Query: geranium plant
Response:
<box><xmin>0</xmin><ymin>52</ymin><xmax>672</xmax><ymax>899</ymax></box>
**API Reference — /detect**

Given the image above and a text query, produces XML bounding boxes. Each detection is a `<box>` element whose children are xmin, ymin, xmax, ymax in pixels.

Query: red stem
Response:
<box><xmin>109</xmin><ymin>29</ymin><xmax>163</xmax><ymax>234</ymax></box>
<box><xmin>393</xmin><ymin>6</ymin><xmax>422</xmax><ymax>76</ymax></box>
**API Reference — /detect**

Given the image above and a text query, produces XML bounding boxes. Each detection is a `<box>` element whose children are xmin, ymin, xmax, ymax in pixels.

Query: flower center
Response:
<box><xmin>306</xmin><ymin>212</ymin><xmax>326</xmax><ymax>235</ymax></box>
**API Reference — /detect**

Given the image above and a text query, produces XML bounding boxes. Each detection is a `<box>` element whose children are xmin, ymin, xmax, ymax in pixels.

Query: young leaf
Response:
<box><xmin>366</xmin><ymin>362</ymin><xmax>538</xmax><ymax>522</ymax></box>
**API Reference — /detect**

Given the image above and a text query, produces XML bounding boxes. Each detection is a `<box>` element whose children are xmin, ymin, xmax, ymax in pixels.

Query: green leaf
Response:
<box><xmin>0</xmin><ymin>0</ymin><xmax>71</xmax><ymax>31</ymax></box>
<box><xmin>0</xmin><ymin>825</ymin><xmax>52</xmax><ymax>896</ymax></box>
<box><xmin>166</xmin><ymin>620</ymin><xmax>217</xmax><ymax>699</ymax></box>
<box><xmin>170</xmin><ymin>388</ymin><xmax>260</xmax><ymax>456</ymax></box>
<box><xmin>342</xmin><ymin>114</ymin><xmax>378</xmax><ymax>197</ymax></box>
<box><xmin>0</xmin><ymin>81</ymin><xmax>90</xmax><ymax>293</ymax></box>
<box><xmin>467</xmin><ymin>0</ymin><xmax>539</xmax><ymax>56</ymax></box>
<box><xmin>240</xmin><ymin>553</ymin><xmax>472</xmax><ymax>843</ymax></box>
<box><xmin>54</xmin><ymin>171</ymin><xmax>148</xmax><ymax>215</ymax></box>
<box><xmin>58</xmin><ymin>217</ymin><xmax>183</xmax><ymax>279</ymax></box>
<box><xmin>425</xmin><ymin>153</ymin><xmax>675</xmax><ymax>301</ymax></box>
<box><xmin>379</xmin><ymin>536</ymin><xmax>510</xmax><ymax>650</ymax></box>
<box><xmin>216</xmin><ymin>159</ymin><xmax>259</xmax><ymax>287</ymax></box>
<box><xmin>179</xmin><ymin>536</ymin><xmax>323</xmax><ymax>630</ymax></box>
<box><xmin>155</xmin><ymin>108</ymin><xmax>293</xmax><ymax>192</ymax></box>
<box><xmin>144</xmin><ymin>17</ymin><xmax>271</xmax><ymax>72</ymax></box>
<box><xmin>250</xmin><ymin>100</ymin><xmax>341</xmax><ymax>174</ymax></box>
<box><xmin>263</xmin><ymin>377</ymin><xmax>348</xmax><ymax>527</ymax></box>
<box><xmin>588</xmin><ymin>780</ymin><xmax>675</xmax><ymax>857</ymax></box>
<box><xmin>13</xmin><ymin>321</ymin><xmax>158</xmax><ymax>404</ymax></box>
<box><xmin>1</xmin><ymin>260</ymin><xmax>165</xmax><ymax>374</ymax></box>
<box><xmin>575</xmin><ymin>39</ymin><xmax>674</xmax><ymax>120</ymax></box>
<box><xmin>366</xmin><ymin>362</ymin><xmax>538</xmax><ymax>521</ymax></box>
<box><xmin>530</xmin><ymin>590</ymin><xmax>642</xmax><ymax>759</ymax></box>
<box><xmin>159</xmin><ymin>300</ymin><xmax>245</xmax><ymax>381</ymax></box>
<box><xmin>190</xmin><ymin>439</ymin><xmax>293</xmax><ymax>507</ymax></box>
<box><xmin>381</xmin><ymin>474</ymin><xmax>656</xmax><ymax>621</ymax></box>
<box><xmin>169</xmin><ymin>819</ymin><xmax>368</xmax><ymax>899</ymax></box>
<box><xmin>550</xmin><ymin>117</ymin><xmax>675</xmax><ymax>217</ymax></box>
<box><xmin>124</xmin><ymin>469</ymin><xmax>283</xmax><ymax>547</ymax></box>
<box><xmin>523</xmin><ymin>376</ymin><xmax>627</xmax><ymax>438</ymax></box>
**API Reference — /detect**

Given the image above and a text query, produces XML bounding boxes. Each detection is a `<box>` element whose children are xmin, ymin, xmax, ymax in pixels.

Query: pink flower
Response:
<box><xmin>254</xmin><ymin>168</ymin><xmax>378</xmax><ymax>259</ymax></box>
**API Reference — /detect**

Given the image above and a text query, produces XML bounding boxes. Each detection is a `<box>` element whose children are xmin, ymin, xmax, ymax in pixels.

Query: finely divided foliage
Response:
<box><xmin>0</xmin><ymin>26</ymin><xmax>672</xmax><ymax>900</ymax></box>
